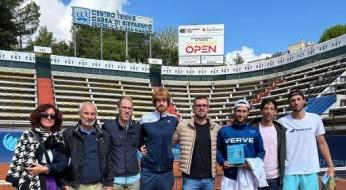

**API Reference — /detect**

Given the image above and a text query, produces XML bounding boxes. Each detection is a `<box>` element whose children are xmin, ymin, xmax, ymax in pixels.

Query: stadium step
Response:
<box><xmin>37</xmin><ymin>78</ymin><xmax>55</xmax><ymax>105</ymax></box>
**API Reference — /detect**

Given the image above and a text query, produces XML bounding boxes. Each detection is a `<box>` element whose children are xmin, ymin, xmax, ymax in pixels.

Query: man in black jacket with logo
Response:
<box><xmin>103</xmin><ymin>96</ymin><xmax>141</xmax><ymax>190</ymax></box>
<box><xmin>63</xmin><ymin>102</ymin><xmax>113</xmax><ymax>190</ymax></box>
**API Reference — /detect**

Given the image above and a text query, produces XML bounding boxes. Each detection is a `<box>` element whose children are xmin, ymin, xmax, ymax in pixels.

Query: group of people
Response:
<box><xmin>5</xmin><ymin>87</ymin><xmax>335</xmax><ymax>190</ymax></box>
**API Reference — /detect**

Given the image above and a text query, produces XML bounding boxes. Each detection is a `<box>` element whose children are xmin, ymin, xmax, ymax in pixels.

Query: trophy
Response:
<box><xmin>227</xmin><ymin>144</ymin><xmax>245</xmax><ymax>165</ymax></box>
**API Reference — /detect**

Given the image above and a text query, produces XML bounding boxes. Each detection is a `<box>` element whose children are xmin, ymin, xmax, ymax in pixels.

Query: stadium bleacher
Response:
<box><xmin>52</xmin><ymin>71</ymin><xmax>153</xmax><ymax>126</ymax></box>
<box><xmin>0</xmin><ymin>67</ymin><xmax>37</xmax><ymax>128</ymax></box>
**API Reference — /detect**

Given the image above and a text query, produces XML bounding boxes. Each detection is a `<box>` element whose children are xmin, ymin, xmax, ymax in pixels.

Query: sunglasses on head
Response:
<box><xmin>41</xmin><ymin>112</ymin><xmax>57</xmax><ymax>120</ymax></box>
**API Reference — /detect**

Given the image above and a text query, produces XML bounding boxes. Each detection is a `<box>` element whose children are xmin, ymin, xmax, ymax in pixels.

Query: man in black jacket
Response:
<box><xmin>250</xmin><ymin>98</ymin><xmax>286</xmax><ymax>190</ymax></box>
<box><xmin>63</xmin><ymin>102</ymin><xmax>113</xmax><ymax>190</ymax></box>
<box><xmin>103</xmin><ymin>96</ymin><xmax>141</xmax><ymax>190</ymax></box>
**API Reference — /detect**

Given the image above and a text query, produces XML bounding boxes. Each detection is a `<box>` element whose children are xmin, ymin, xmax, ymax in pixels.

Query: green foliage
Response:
<box><xmin>14</xmin><ymin>1</ymin><xmax>41</xmax><ymax>50</ymax></box>
<box><xmin>233</xmin><ymin>54</ymin><xmax>245</xmax><ymax>64</ymax></box>
<box><xmin>0</xmin><ymin>2</ymin><xmax>17</xmax><ymax>50</ymax></box>
<box><xmin>26</xmin><ymin>26</ymin><xmax>53</xmax><ymax>50</ymax></box>
<box><xmin>22</xmin><ymin>24</ymin><xmax>179</xmax><ymax>66</ymax></box>
<box><xmin>151</xmin><ymin>27</ymin><xmax>178</xmax><ymax>66</ymax></box>
<box><xmin>52</xmin><ymin>41</ymin><xmax>72</xmax><ymax>56</ymax></box>
<box><xmin>0</xmin><ymin>0</ymin><xmax>40</xmax><ymax>50</ymax></box>
<box><xmin>319</xmin><ymin>24</ymin><xmax>346</xmax><ymax>43</ymax></box>
<box><xmin>70</xmin><ymin>25</ymin><xmax>179</xmax><ymax>65</ymax></box>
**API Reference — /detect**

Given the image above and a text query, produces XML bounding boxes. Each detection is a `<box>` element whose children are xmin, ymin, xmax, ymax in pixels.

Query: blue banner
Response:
<box><xmin>0</xmin><ymin>130</ymin><xmax>22</xmax><ymax>163</ymax></box>
<box><xmin>319</xmin><ymin>135</ymin><xmax>346</xmax><ymax>167</ymax></box>
<box><xmin>72</xmin><ymin>6</ymin><xmax>153</xmax><ymax>34</ymax></box>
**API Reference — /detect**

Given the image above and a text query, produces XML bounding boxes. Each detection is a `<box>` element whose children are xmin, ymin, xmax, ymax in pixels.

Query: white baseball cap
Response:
<box><xmin>233</xmin><ymin>99</ymin><xmax>250</xmax><ymax>110</ymax></box>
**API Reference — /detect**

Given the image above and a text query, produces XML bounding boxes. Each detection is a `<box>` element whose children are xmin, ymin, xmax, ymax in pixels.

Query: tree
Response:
<box><xmin>13</xmin><ymin>1</ymin><xmax>40</xmax><ymax>50</ymax></box>
<box><xmin>0</xmin><ymin>2</ymin><xmax>17</xmax><ymax>50</ymax></box>
<box><xmin>70</xmin><ymin>25</ymin><xmax>179</xmax><ymax>65</ymax></box>
<box><xmin>233</xmin><ymin>54</ymin><xmax>245</xmax><ymax>64</ymax></box>
<box><xmin>115</xmin><ymin>31</ymin><xmax>152</xmax><ymax>63</ymax></box>
<box><xmin>319</xmin><ymin>24</ymin><xmax>346</xmax><ymax>43</ymax></box>
<box><xmin>26</xmin><ymin>26</ymin><xmax>53</xmax><ymax>50</ymax></box>
<box><xmin>53</xmin><ymin>41</ymin><xmax>73</xmax><ymax>56</ymax></box>
<box><xmin>25</xmin><ymin>26</ymin><xmax>73</xmax><ymax>56</ymax></box>
<box><xmin>152</xmin><ymin>27</ymin><xmax>178</xmax><ymax>66</ymax></box>
<box><xmin>72</xmin><ymin>25</ymin><xmax>102</xmax><ymax>59</ymax></box>
<box><xmin>0</xmin><ymin>0</ymin><xmax>40</xmax><ymax>50</ymax></box>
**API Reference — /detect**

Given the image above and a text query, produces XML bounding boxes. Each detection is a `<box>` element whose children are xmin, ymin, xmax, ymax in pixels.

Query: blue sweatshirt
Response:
<box><xmin>140</xmin><ymin>111</ymin><xmax>178</xmax><ymax>172</ymax></box>
<box><xmin>216</xmin><ymin>123</ymin><xmax>265</xmax><ymax>180</ymax></box>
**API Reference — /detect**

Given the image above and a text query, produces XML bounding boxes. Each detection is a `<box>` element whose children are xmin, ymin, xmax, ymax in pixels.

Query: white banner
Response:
<box><xmin>179</xmin><ymin>56</ymin><xmax>201</xmax><ymax>65</ymax></box>
<box><xmin>148</xmin><ymin>58</ymin><xmax>162</xmax><ymax>65</ymax></box>
<box><xmin>0</xmin><ymin>50</ymin><xmax>35</xmax><ymax>63</ymax></box>
<box><xmin>179</xmin><ymin>24</ymin><xmax>224</xmax><ymax>65</ymax></box>
<box><xmin>34</xmin><ymin>46</ymin><xmax>52</xmax><ymax>54</ymax></box>
<box><xmin>51</xmin><ymin>55</ymin><xmax>149</xmax><ymax>73</ymax></box>
<box><xmin>201</xmin><ymin>55</ymin><xmax>224</xmax><ymax>65</ymax></box>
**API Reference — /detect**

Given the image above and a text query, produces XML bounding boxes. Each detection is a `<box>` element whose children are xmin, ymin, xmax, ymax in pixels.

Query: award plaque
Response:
<box><xmin>227</xmin><ymin>144</ymin><xmax>245</xmax><ymax>165</ymax></box>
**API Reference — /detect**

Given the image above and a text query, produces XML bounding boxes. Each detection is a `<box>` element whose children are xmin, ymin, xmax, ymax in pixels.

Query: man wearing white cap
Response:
<box><xmin>216</xmin><ymin>99</ymin><xmax>265</xmax><ymax>190</ymax></box>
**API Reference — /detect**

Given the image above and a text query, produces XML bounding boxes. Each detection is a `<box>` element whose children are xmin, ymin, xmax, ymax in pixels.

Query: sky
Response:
<box><xmin>33</xmin><ymin>0</ymin><xmax>346</xmax><ymax>64</ymax></box>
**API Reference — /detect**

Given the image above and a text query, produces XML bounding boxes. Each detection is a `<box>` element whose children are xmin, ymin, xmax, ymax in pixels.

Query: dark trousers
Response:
<box><xmin>259</xmin><ymin>177</ymin><xmax>281</xmax><ymax>190</ymax></box>
<box><xmin>140</xmin><ymin>168</ymin><xmax>174</xmax><ymax>190</ymax></box>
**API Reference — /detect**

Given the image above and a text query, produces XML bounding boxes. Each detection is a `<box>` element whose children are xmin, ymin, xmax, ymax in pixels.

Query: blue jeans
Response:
<box><xmin>140</xmin><ymin>168</ymin><xmax>174</xmax><ymax>190</ymax></box>
<box><xmin>182</xmin><ymin>176</ymin><xmax>214</xmax><ymax>190</ymax></box>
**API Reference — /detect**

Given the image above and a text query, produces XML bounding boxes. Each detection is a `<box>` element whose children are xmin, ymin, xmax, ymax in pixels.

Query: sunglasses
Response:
<box><xmin>41</xmin><ymin>112</ymin><xmax>57</xmax><ymax>120</ymax></box>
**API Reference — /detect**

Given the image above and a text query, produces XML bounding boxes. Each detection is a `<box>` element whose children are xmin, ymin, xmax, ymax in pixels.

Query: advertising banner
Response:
<box><xmin>72</xmin><ymin>6</ymin><xmax>153</xmax><ymax>34</ymax></box>
<box><xmin>0</xmin><ymin>130</ymin><xmax>21</xmax><ymax>163</ymax></box>
<box><xmin>179</xmin><ymin>24</ymin><xmax>224</xmax><ymax>65</ymax></box>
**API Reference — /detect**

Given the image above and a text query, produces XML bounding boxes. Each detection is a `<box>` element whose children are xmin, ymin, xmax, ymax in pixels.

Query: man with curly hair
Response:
<box><xmin>139</xmin><ymin>88</ymin><xmax>178</xmax><ymax>190</ymax></box>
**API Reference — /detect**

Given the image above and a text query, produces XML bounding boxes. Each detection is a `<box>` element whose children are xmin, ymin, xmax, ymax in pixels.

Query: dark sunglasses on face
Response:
<box><xmin>41</xmin><ymin>112</ymin><xmax>57</xmax><ymax>120</ymax></box>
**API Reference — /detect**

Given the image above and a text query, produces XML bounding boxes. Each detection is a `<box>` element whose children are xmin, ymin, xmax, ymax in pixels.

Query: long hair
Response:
<box><xmin>30</xmin><ymin>104</ymin><xmax>63</xmax><ymax>132</ymax></box>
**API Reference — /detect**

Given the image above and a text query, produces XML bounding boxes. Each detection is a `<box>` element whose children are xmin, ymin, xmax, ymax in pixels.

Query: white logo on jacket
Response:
<box><xmin>225</xmin><ymin>138</ymin><xmax>254</xmax><ymax>144</ymax></box>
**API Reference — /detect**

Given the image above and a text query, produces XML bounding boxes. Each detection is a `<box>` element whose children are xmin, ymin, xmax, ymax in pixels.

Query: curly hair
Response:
<box><xmin>152</xmin><ymin>87</ymin><xmax>171</xmax><ymax>106</ymax></box>
<box><xmin>30</xmin><ymin>104</ymin><xmax>63</xmax><ymax>132</ymax></box>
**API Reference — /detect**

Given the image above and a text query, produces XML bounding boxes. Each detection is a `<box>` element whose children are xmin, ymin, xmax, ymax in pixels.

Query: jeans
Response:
<box><xmin>182</xmin><ymin>176</ymin><xmax>214</xmax><ymax>190</ymax></box>
<box><xmin>140</xmin><ymin>168</ymin><xmax>174</xmax><ymax>190</ymax></box>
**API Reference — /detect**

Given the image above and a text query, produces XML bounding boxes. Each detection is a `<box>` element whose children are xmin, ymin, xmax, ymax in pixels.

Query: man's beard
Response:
<box><xmin>292</xmin><ymin>105</ymin><xmax>304</xmax><ymax>113</ymax></box>
<box><xmin>195</xmin><ymin>112</ymin><xmax>207</xmax><ymax>119</ymax></box>
<box><xmin>81</xmin><ymin>119</ymin><xmax>96</xmax><ymax>127</ymax></box>
<box><xmin>157</xmin><ymin>105</ymin><xmax>167</xmax><ymax>113</ymax></box>
<box><xmin>234</xmin><ymin>117</ymin><xmax>247</xmax><ymax>125</ymax></box>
